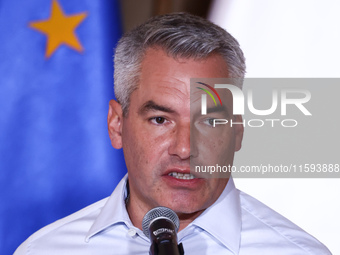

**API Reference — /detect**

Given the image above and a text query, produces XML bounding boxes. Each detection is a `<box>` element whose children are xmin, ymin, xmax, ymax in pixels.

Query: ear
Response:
<box><xmin>233</xmin><ymin>115</ymin><xmax>244</xmax><ymax>152</ymax></box>
<box><xmin>107</xmin><ymin>99</ymin><xmax>123</xmax><ymax>149</ymax></box>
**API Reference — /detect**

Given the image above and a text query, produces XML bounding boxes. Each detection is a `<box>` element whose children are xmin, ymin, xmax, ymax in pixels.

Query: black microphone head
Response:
<box><xmin>142</xmin><ymin>206</ymin><xmax>180</xmax><ymax>239</ymax></box>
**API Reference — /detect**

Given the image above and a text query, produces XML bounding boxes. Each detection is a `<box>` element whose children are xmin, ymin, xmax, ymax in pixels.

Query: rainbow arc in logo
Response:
<box><xmin>196</xmin><ymin>82</ymin><xmax>222</xmax><ymax>106</ymax></box>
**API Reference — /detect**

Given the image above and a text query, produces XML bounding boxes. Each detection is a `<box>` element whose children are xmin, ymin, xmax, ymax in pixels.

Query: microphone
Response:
<box><xmin>142</xmin><ymin>207</ymin><xmax>184</xmax><ymax>255</ymax></box>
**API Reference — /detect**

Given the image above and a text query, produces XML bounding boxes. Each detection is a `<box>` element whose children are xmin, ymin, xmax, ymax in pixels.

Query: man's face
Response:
<box><xmin>109</xmin><ymin>48</ymin><xmax>243</xmax><ymax>217</ymax></box>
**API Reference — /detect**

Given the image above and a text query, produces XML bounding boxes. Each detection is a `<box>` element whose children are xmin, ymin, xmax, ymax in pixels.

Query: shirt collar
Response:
<box><xmin>185</xmin><ymin>178</ymin><xmax>241</xmax><ymax>255</ymax></box>
<box><xmin>85</xmin><ymin>175</ymin><xmax>242</xmax><ymax>254</ymax></box>
<box><xmin>85</xmin><ymin>174</ymin><xmax>132</xmax><ymax>242</ymax></box>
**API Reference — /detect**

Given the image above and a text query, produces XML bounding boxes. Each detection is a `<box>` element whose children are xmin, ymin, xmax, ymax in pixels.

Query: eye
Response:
<box><xmin>202</xmin><ymin>118</ymin><xmax>216</xmax><ymax>127</ymax></box>
<box><xmin>150</xmin><ymin>117</ymin><xmax>167</xmax><ymax>125</ymax></box>
<box><xmin>155</xmin><ymin>117</ymin><xmax>165</xmax><ymax>124</ymax></box>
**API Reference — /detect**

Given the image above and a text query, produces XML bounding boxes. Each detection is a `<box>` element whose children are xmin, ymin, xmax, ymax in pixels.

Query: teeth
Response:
<box><xmin>168</xmin><ymin>172</ymin><xmax>196</xmax><ymax>180</ymax></box>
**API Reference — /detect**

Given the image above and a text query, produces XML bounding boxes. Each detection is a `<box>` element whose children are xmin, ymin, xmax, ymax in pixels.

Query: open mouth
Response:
<box><xmin>167</xmin><ymin>172</ymin><xmax>196</xmax><ymax>180</ymax></box>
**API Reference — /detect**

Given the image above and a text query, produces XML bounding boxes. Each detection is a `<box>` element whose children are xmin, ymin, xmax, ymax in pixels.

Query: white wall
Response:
<box><xmin>209</xmin><ymin>1</ymin><xmax>340</xmax><ymax>254</ymax></box>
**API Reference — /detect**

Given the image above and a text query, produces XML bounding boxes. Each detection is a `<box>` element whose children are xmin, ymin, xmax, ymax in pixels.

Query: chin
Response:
<box><xmin>155</xmin><ymin>190</ymin><xmax>209</xmax><ymax>214</ymax></box>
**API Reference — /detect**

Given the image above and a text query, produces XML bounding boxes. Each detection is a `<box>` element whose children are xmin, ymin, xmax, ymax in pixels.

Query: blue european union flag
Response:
<box><xmin>0</xmin><ymin>0</ymin><xmax>126</xmax><ymax>254</ymax></box>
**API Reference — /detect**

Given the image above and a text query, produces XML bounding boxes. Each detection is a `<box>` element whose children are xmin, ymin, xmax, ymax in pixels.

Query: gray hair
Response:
<box><xmin>114</xmin><ymin>12</ymin><xmax>246</xmax><ymax>115</ymax></box>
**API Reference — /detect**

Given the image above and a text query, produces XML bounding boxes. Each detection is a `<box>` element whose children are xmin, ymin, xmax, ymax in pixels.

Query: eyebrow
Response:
<box><xmin>138</xmin><ymin>100</ymin><xmax>176</xmax><ymax>115</ymax></box>
<box><xmin>206</xmin><ymin>105</ymin><xmax>229</xmax><ymax>114</ymax></box>
<box><xmin>191</xmin><ymin>105</ymin><xmax>230</xmax><ymax>120</ymax></box>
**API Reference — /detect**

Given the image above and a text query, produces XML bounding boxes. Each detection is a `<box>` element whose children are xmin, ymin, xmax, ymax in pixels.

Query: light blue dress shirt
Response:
<box><xmin>15</xmin><ymin>175</ymin><xmax>331</xmax><ymax>255</ymax></box>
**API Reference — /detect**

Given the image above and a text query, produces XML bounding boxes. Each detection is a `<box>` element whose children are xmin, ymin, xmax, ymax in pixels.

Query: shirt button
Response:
<box><xmin>128</xmin><ymin>228</ymin><xmax>137</xmax><ymax>237</ymax></box>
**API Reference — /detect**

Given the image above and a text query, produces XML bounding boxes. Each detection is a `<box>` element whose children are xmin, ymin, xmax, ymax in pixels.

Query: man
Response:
<box><xmin>15</xmin><ymin>13</ymin><xmax>331</xmax><ymax>255</ymax></box>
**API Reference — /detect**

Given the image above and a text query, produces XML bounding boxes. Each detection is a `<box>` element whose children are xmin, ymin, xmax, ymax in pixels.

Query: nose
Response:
<box><xmin>168</xmin><ymin>122</ymin><xmax>191</xmax><ymax>160</ymax></box>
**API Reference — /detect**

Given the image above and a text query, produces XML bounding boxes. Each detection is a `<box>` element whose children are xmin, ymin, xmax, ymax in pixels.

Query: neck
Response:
<box><xmin>177</xmin><ymin>210</ymin><xmax>205</xmax><ymax>231</ymax></box>
<box><xmin>126</xmin><ymin>198</ymin><xmax>205</xmax><ymax>233</ymax></box>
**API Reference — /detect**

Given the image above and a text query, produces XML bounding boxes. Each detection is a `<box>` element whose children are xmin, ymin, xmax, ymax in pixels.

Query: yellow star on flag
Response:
<box><xmin>29</xmin><ymin>0</ymin><xmax>88</xmax><ymax>58</ymax></box>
